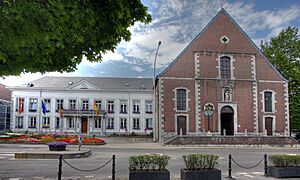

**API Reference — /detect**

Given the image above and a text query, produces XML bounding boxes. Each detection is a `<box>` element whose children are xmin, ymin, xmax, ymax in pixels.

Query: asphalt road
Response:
<box><xmin>0</xmin><ymin>138</ymin><xmax>299</xmax><ymax>180</ymax></box>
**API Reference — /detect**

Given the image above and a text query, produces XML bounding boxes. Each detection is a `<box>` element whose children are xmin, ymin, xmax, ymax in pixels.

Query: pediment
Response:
<box><xmin>68</xmin><ymin>80</ymin><xmax>99</xmax><ymax>90</ymax></box>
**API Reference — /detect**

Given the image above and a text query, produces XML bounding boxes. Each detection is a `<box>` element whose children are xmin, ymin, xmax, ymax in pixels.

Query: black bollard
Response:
<box><xmin>228</xmin><ymin>154</ymin><xmax>232</xmax><ymax>179</ymax></box>
<box><xmin>112</xmin><ymin>155</ymin><xmax>116</xmax><ymax>180</ymax></box>
<box><xmin>264</xmin><ymin>154</ymin><xmax>268</xmax><ymax>176</ymax></box>
<box><xmin>58</xmin><ymin>154</ymin><xmax>63</xmax><ymax>180</ymax></box>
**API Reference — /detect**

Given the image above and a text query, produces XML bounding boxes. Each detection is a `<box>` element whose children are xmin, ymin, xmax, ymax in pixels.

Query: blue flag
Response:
<box><xmin>41</xmin><ymin>100</ymin><xmax>47</xmax><ymax>115</ymax></box>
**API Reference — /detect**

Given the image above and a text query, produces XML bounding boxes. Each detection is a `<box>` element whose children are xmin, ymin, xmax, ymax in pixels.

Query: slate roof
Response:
<box><xmin>10</xmin><ymin>76</ymin><xmax>153</xmax><ymax>91</ymax></box>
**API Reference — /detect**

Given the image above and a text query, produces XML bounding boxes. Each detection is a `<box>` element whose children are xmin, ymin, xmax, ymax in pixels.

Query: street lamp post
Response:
<box><xmin>153</xmin><ymin>41</ymin><xmax>161</xmax><ymax>142</ymax></box>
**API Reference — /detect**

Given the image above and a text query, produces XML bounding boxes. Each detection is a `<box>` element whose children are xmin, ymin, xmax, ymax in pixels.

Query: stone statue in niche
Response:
<box><xmin>224</xmin><ymin>88</ymin><xmax>231</xmax><ymax>102</ymax></box>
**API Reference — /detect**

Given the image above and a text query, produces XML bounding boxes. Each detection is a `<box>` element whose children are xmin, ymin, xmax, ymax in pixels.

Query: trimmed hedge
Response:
<box><xmin>183</xmin><ymin>154</ymin><xmax>219</xmax><ymax>170</ymax></box>
<box><xmin>129</xmin><ymin>154</ymin><xmax>170</xmax><ymax>171</ymax></box>
<box><xmin>269</xmin><ymin>154</ymin><xmax>300</xmax><ymax>167</ymax></box>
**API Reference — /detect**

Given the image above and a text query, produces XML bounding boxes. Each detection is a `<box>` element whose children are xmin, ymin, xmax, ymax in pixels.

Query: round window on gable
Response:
<box><xmin>220</xmin><ymin>35</ymin><xmax>229</xmax><ymax>44</ymax></box>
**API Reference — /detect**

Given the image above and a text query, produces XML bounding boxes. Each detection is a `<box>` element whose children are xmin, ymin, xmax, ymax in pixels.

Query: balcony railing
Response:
<box><xmin>62</xmin><ymin>109</ymin><xmax>107</xmax><ymax>117</ymax></box>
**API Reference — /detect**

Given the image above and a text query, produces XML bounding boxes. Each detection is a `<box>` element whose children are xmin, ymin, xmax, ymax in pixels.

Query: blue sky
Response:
<box><xmin>1</xmin><ymin>0</ymin><xmax>300</xmax><ymax>86</ymax></box>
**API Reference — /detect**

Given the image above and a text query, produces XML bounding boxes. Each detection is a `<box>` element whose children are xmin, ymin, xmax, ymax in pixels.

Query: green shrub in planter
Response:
<box><xmin>181</xmin><ymin>154</ymin><xmax>221</xmax><ymax>180</ymax></box>
<box><xmin>268</xmin><ymin>154</ymin><xmax>300</xmax><ymax>178</ymax></box>
<box><xmin>183</xmin><ymin>154</ymin><xmax>219</xmax><ymax>170</ymax></box>
<box><xmin>269</xmin><ymin>154</ymin><xmax>300</xmax><ymax>167</ymax></box>
<box><xmin>129</xmin><ymin>154</ymin><xmax>170</xmax><ymax>171</ymax></box>
<box><xmin>129</xmin><ymin>154</ymin><xmax>171</xmax><ymax>180</ymax></box>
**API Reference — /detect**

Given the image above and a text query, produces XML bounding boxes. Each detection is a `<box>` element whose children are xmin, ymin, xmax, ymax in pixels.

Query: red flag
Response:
<box><xmin>18</xmin><ymin>97</ymin><xmax>23</xmax><ymax>114</ymax></box>
<box><xmin>59</xmin><ymin>108</ymin><xmax>64</xmax><ymax>118</ymax></box>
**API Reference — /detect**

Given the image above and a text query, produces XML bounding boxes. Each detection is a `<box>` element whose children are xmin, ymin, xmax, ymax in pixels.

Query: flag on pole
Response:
<box><xmin>93</xmin><ymin>100</ymin><xmax>99</xmax><ymax>116</ymax></box>
<box><xmin>18</xmin><ymin>97</ymin><xmax>23</xmax><ymax>114</ymax></box>
<box><xmin>41</xmin><ymin>100</ymin><xmax>47</xmax><ymax>115</ymax></box>
<box><xmin>59</xmin><ymin>108</ymin><xmax>64</xmax><ymax>118</ymax></box>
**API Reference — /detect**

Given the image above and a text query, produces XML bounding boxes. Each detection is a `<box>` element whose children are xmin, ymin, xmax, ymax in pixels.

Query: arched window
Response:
<box><xmin>176</xmin><ymin>89</ymin><xmax>187</xmax><ymax>111</ymax></box>
<box><xmin>220</xmin><ymin>56</ymin><xmax>231</xmax><ymax>79</ymax></box>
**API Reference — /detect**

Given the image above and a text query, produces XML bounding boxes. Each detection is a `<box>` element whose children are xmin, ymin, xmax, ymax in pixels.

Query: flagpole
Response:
<box><xmin>39</xmin><ymin>90</ymin><xmax>42</xmax><ymax>133</ymax></box>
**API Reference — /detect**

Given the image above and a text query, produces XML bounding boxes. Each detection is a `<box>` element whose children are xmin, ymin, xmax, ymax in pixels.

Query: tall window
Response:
<box><xmin>264</xmin><ymin>92</ymin><xmax>273</xmax><ymax>112</ymax></box>
<box><xmin>120</xmin><ymin>100</ymin><xmax>127</xmax><ymax>113</ymax></box>
<box><xmin>220</xmin><ymin>56</ymin><xmax>231</xmax><ymax>79</ymax></box>
<box><xmin>120</xmin><ymin>118</ymin><xmax>127</xmax><ymax>129</ymax></box>
<box><xmin>16</xmin><ymin>116</ymin><xmax>23</xmax><ymax>128</ymax></box>
<box><xmin>82</xmin><ymin>100</ymin><xmax>89</xmax><ymax>110</ymax></box>
<box><xmin>16</xmin><ymin>97</ymin><xmax>24</xmax><ymax>113</ymax></box>
<box><xmin>133</xmin><ymin>100</ymin><xmax>140</xmax><ymax>113</ymax></box>
<box><xmin>133</xmin><ymin>118</ymin><xmax>140</xmax><ymax>129</ymax></box>
<box><xmin>176</xmin><ymin>89</ymin><xmax>187</xmax><ymax>111</ymax></box>
<box><xmin>95</xmin><ymin>100</ymin><xmax>101</xmax><ymax>110</ymax></box>
<box><xmin>69</xmin><ymin>100</ymin><xmax>76</xmax><ymax>109</ymax></box>
<box><xmin>107</xmin><ymin>100</ymin><xmax>114</xmax><ymax>113</ymax></box>
<box><xmin>107</xmin><ymin>118</ymin><xmax>114</xmax><ymax>129</ymax></box>
<box><xmin>29</xmin><ymin>98</ymin><xmax>38</xmax><ymax>112</ymax></box>
<box><xmin>145</xmin><ymin>100</ymin><xmax>153</xmax><ymax>113</ymax></box>
<box><xmin>43</xmin><ymin>99</ymin><xmax>51</xmax><ymax>112</ymax></box>
<box><xmin>55</xmin><ymin>117</ymin><xmax>60</xmax><ymax>128</ymax></box>
<box><xmin>146</xmin><ymin>118</ymin><xmax>153</xmax><ymax>129</ymax></box>
<box><xmin>68</xmin><ymin>118</ymin><xmax>75</xmax><ymax>128</ymax></box>
<box><xmin>42</xmin><ymin>117</ymin><xmax>50</xmax><ymax>128</ymax></box>
<box><xmin>95</xmin><ymin>117</ymin><xmax>101</xmax><ymax>129</ymax></box>
<box><xmin>56</xmin><ymin>99</ymin><xmax>64</xmax><ymax>112</ymax></box>
<box><xmin>29</xmin><ymin>116</ymin><xmax>37</xmax><ymax>128</ymax></box>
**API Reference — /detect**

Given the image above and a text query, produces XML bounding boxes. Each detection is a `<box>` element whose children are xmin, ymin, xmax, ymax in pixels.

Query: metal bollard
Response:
<box><xmin>112</xmin><ymin>155</ymin><xmax>116</xmax><ymax>180</ymax></box>
<box><xmin>58</xmin><ymin>154</ymin><xmax>63</xmax><ymax>180</ymax></box>
<box><xmin>228</xmin><ymin>154</ymin><xmax>232</xmax><ymax>178</ymax></box>
<box><xmin>264</xmin><ymin>154</ymin><xmax>268</xmax><ymax>176</ymax></box>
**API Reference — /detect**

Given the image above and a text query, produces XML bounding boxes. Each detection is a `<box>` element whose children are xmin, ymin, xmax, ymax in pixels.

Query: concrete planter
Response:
<box><xmin>129</xmin><ymin>170</ymin><xmax>170</xmax><ymax>180</ymax></box>
<box><xmin>267</xmin><ymin>166</ymin><xmax>300</xmax><ymax>178</ymax></box>
<box><xmin>180</xmin><ymin>168</ymin><xmax>221</xmax><ymax>180</ymax></box>
<box><xmin>48</xmin><ymin>145</ymin><xmax>66</xmax><ymax>151</ymax></box>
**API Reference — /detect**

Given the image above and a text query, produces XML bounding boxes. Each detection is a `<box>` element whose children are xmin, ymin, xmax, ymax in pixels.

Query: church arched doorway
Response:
<box><xmin>221</xmin><ymin>106</ymin><xmax>234</xmax><ymax>136</ymax></box>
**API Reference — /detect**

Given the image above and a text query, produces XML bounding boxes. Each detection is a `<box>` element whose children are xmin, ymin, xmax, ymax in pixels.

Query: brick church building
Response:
<box><xmin>156</xmin><ymin>9</ymin><xmax>289</xmax><ymax>140</ymax></box>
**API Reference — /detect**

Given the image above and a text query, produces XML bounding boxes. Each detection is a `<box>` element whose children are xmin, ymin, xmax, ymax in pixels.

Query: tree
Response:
<box><xmin>0</xmin><ymin>0</ymin><xmax>151</xmax><ymax>76</ymax></box>
<box><xmin>261</xmin><ymin>27</ymin><xmax>300</xmax><ymax>131</ymax></box>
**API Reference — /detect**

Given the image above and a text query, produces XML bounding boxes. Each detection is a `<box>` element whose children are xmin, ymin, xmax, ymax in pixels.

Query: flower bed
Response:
<box><xmin>0</xmin><ymin>133</ymin><xmax>106</xmax><ymax>145</ymax></box>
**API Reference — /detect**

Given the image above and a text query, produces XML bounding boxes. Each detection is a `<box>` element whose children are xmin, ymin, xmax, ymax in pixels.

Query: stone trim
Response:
<box><xmin>216</xmin><ymin>54</ymin><xmax>235</xmax><ymax>79</ymax></box>
<box><xmin>252</xmin><ymin>82</ymin><xmax>258</xmax><ymax>132</ymax></box>
<box><xmin>159</xmin><ymin>77</ymin><xmax>195</xmax><ymax>80</ymax></box>
<box><xmin>194</xmin><ymin>52</ymin><xmax>200</xmax><ymax>78</ymax></box>
<box><xmin>218</xmin><ymin>103</ymin><xmax>238</xmax><ymax>135</ymax></box>
<box><xmin>174</xmin><ymin>113</ymin><xmax>189</xmax><ymax>134</ymax></box>
<box><xmin>159</xmin><ymin>80</ymin><xmax>165</xmax><ymax>133</ymax></box>
<box><xmin>260</xmin><ymin>89</ymin><xmax>277</xmax><ymax>114</ymax></box>
<box><xmin>251</xmin><ymin>55</ymin><xmax>256</xmax><ymax>80</ymax></box>
<box><xmin>284</xmin><ymin>83</ymin><xmax>289</xmax><ymax>135</ymax></box>
<box><xmin>258</xmin><ymin>80</ymin><xmax>286</xmax><ymax>83</ymax></box>
<box><xmin>262</xmin><ymin>115</ymin><xmax>276</xmax><ymax>136</ymax></box>
<box><xmin>172</xmin><ymin>87</ymin><xmax>190</xmax><ymax>112</ymax></box>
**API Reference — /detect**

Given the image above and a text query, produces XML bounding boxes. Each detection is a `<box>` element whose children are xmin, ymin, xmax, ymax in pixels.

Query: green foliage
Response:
<box><xmin>0</xmin><ymin>0</ymin><xmax>151</xmax><ymax>76</ymax></box>
<box><xmin>183</xmin><ymin>154</ymin><xmax>219</xmax><ymax>170</ymax></box>
<box><xmin>269</xmin><ymin>154</ymin><xmax>300</xmax><ymax>167</ymax></box>
<box><xmin>261</xmin><ymin>27</ymin><xmax>300</xmax><ymax>130</ymax></box>
<box><xmin>128</xmin><ymin>154</ymin><xmax>170</xmax><ymax>171</ymax></box>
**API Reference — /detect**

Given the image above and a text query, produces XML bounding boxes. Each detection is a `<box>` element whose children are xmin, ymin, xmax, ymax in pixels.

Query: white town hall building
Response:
<box><xmin>9</xmin><ymin>76</ymin><xmax>154</xmax><ymax>135</ymax></box>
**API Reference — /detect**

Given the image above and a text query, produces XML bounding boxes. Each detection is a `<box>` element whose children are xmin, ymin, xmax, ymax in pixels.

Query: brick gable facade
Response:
<box><xmin>156</xmin><ymin>9</ymin><xmax>289</xmax><ymax>140</ymax></box>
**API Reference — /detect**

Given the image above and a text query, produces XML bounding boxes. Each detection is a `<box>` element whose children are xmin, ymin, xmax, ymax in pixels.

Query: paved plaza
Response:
<box><xmin>0</xmin><ymin>137</ymin><xmax>299</xmax><ymax>180</ymax></box>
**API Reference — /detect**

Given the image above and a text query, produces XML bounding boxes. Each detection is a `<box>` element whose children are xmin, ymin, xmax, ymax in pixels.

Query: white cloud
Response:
<box><xmin>132</xmin><ymin>66</ymin><xmax>144</xmax><ymax>72</ymax></box>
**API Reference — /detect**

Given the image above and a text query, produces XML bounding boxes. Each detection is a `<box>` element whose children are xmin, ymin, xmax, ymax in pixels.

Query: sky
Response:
<box><xmin>1</xmin><ymin>0</ymin><xmax>300</xmax><ymax>86</ymax></box>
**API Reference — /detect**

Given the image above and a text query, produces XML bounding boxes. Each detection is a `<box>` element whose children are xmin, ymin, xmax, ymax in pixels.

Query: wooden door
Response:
<box><xmin>81</xmin><ymin>118</ymin><xmax>88</xmax><ymax>133</ymax></box>
<box><xmin>177</xmin><ymin>116</ymin><xmax>186</xmax><ymax>135</ymax></box>
<box><xmin>265</xmin><ymin>117</ymin><xmax>273</xmax><ymax>136</ymax></box>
